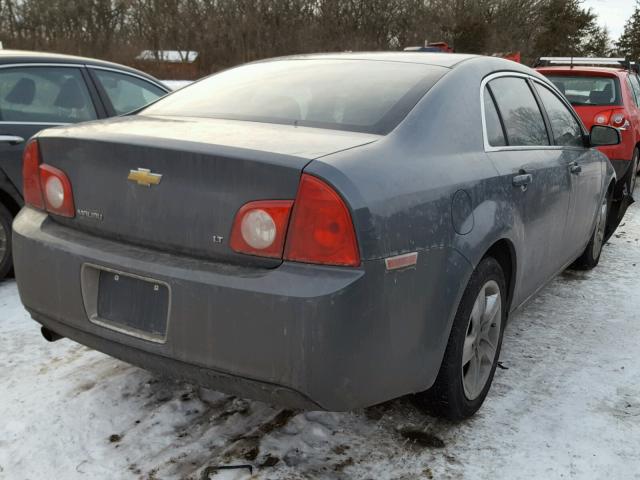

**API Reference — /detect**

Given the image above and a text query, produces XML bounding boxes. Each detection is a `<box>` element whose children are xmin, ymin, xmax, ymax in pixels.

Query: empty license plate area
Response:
<box><xmin>82</xmin><ymin>264</ymin><xmax>170</xmax><ymax>343</ymax></box>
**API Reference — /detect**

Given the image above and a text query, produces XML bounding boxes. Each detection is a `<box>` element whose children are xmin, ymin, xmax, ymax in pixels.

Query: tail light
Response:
<box><xmin>284</xmin><ymin>174</ymin><xmax>360</xmax><ymax>267</ymax></box>
<box><xmin>39</xmin><ymin>164</ymin><xmax>75</xmax><ymax>217</ymax></box>
<box><xmin>22</xmin><ymin>139</ymin><xmax>75</xmax><ymax>217</ymax></box>
<box><xmin>230</xmin><ymin>200</ymin><xmax>293</xmax><ymax>258</ymax></box>
<box><xmin>594</xmin><ymin>109</ymin><xmax>628</xmax><ymax>129</ymax></box>
<box><xmin>610</xmin><ymin>110</ymin><xmax>628</xmax><ymax>129</ymax></box>
<box><xmin>230</xmin><ymin>174</ymin><xmax>360</xmax><ymax>267</ymax></box>
<box><xmin>22</xmin><ymin>140</ymin><xmax>45</xmax><ymax>209</ymax></box>
<box><xmin>594</xmin><ymin>112</ymin><xmax>609</xmax><ymax>125</ymax></box>
<box><xmin>611</xmin><ymin>113</ymin><xmax>625</xmax><ymax>126</ymax></box>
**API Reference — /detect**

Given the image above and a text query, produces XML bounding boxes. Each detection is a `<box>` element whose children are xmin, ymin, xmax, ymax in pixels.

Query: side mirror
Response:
<box><xmin>590</xmin><ymin>125</ymin><xmax>621</xmax><ymax>147</ymax></box>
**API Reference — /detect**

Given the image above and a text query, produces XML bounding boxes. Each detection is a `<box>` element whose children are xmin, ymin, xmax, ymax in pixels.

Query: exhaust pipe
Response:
<box><xmin>41</xmin><ymin>327</ymin><xmax>63</xmax><ymax>342</ymax></box>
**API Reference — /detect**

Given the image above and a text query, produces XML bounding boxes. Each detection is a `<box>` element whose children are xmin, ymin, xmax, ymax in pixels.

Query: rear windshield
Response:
<box><xmin>143</xmin><ymin>59</ymin><xmax>447</xmax><ymax>134</ymax></box>
<box><xmin>546</xmin><ymin>75</ymin><xmax>621</xmax><ymax>106</ymax></box>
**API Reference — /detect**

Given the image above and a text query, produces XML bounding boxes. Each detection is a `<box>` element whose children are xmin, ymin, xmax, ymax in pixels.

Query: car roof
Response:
<box><xmin>536</xmin><ymin>66</ymin><xmax>628</xmax><ymax>77</ymax></box>
<box><xmin>262</xmin><ymin>52</ymin><xmax>480</xmax><ymax>68</ymax></box>
<box><xmin>0</xmin><ymin>49</ymin><xmax>167</xmax><ymax>88</ymax></box>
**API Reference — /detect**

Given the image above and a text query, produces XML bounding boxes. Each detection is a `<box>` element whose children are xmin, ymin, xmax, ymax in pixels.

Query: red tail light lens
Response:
<box><xmin>22</xmin><ymin>139</ymin><xmax>75</xmax><ymax>217</ymax></box>
<box><xmin>39</xmin><ymin>164</ymin><xmax>75</xmax><ymax>217</ymax></box>
<box><xmin>593</xmin><ymin>109</ymin><xmax>628</xmax><ymax>128</ymax></box>
<box><xmin>22</xmin><ymin>140</ymin><xmax>44</xmax><ymax>209</ymax></box>
<box><xmin>284</xmin><ymin>174</ymin><xmax>360</xmax><ymax>267</ymax></box>
<box><xmin>611</xmin><ymin>110</ymin><xmax>627</xmax><ymax>127</ymax></box>
<box><xmin>230</xmin><ymin>175</ymin><xmax>360</xmax><ymax>267</ymax></box>
<box><xmin>230</xmin><ymin>200</ymin><xmax>293</xmax><ymax>258</ymax></box>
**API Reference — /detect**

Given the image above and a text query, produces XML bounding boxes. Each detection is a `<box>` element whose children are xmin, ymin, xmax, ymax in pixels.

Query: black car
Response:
<box><xmin>0</xmin><ymin>49</ymin><xmax>169</xmax><ymax>278</ymax></box>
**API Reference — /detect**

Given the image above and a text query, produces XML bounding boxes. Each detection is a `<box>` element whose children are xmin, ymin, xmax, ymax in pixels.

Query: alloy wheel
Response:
<box><xmin>461</xmin><ymin>280</ymin><xmax>502</xmax><ymax>401</ymax></box>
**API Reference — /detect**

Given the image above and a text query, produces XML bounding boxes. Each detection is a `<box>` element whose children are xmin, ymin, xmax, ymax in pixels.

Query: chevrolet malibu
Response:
<box><xmin>13</xmin><ymin>53</ymin><xmax>620</xmax><ymax>420</ymax></box>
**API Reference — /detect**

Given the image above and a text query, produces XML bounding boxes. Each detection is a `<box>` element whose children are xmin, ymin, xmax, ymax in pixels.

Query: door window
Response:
<box><xmin>483</xmin><ymin>86</ymin><xmax>507</xmax><ymax>146</ymax></box>
<box><xmin>489</xmin><ymin>77</ymin><xmax>549</xmax><ymax>146</ymax></box>
<box><xmin>92</xmin><ymin>69</ymin><xmax>165</xmax><ymax>115</ymax></box>
<box><xmin>535</xmin><ymin>84</ymin><xmax>584</xmax><ymax>147</ymax></box>
<box><xmin>0</xmin><ymin>67</ymin><xmax>97</xmax><ymax>123</ymax></box>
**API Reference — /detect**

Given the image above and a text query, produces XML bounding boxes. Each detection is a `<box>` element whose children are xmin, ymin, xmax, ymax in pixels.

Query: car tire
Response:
<box><xmin>418</xmin><ymin>256</ymin><xmax>506</xmax><ymax>421</ymax></box>
<box><xmin>0</xmin><ymin>203</ymin><xmax>13</xmax><ymax>281</ymax></box>
<box><xmin>629</xmin><ymin>148</ymin><xmax>638</xmax><ymax>196</ymax></box>
<box><xmin>572</xmin><ymin>192</ymin><xmax>610</xmax><ymax>270</ymax></box>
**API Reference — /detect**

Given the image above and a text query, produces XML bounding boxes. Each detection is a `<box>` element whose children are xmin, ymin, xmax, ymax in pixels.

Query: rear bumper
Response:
<box><xmin>605</xmin><ymin>156</ymin><xmax>637</xmax><ymax>200</ymax></box>
<box><xmin>30</xmin><ymin>312</ymin><xmax>321</xmax><ymax>409</ymax></box>
<box><xmin>597</xmin><ymin>132</ymin><xmax>634</xmax><ymax>165</ymax></box>
<box><xmin>13</xmin><ymin>208</ymin><xmax>471</xmax><ymax>410</ymax></box>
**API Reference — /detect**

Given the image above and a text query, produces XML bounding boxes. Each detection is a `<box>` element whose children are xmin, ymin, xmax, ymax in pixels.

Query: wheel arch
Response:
<box><xmin>605</xmin><ymin>176</ymin><xmax>620</xmax><ymax>241</ymax></box>
<box><xmin>0</xmin><ymin>184</ymin><xmax>22</xmax><ymax>218</ymax></box>
<box><xmin>482</xmin><ymin>238</ymin><xmax>517</xmax><ymax>315</ymax></box>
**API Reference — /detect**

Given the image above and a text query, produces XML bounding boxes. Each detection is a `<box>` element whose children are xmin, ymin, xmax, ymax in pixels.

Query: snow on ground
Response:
<box><xmin>1</xmin><ymin>205</ymin><xmax>640</xmax><ymax>480</ymax></box>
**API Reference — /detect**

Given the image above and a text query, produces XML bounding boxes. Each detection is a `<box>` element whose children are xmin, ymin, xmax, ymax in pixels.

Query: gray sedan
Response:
<box><xmin>13</xmin><ymin>53</ymin><xmax>619</xmax><ymax>420</ymax></box>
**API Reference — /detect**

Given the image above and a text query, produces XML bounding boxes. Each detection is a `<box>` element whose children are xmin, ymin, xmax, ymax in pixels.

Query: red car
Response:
<box><xmin>537</xmin><ymin>57</ymin><xmax>640</xmax><ymax>198</ymax></box>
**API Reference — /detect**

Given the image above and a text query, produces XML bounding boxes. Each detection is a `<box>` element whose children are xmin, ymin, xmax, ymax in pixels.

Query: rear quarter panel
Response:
<box><xmin>310</xmin><ymin>57</ymin><xmax>527</xmax><ymax>287</ymax></box>
<box><xmin>305</xmin><ymin>57</ymin><xmax>532</xmax><ymax>391</ymax></box>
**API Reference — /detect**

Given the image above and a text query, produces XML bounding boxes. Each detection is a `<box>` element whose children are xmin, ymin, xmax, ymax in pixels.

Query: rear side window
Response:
<box><xmin>489</xmin><ymin>77</ymin><xmax>549</xmax><ymax>146</ymax></box>
<box><xmin>535</xmin><ymin>84</ymin><xmax>584</xmax><ymax>147</ymax></box>
<box><xmin>483</xmin><ymin>87</ymin><xmax>506</xmax><ymax>146</ymax></box>
<box><xmin>546</xmin><ymin>75</ymin><xmax>621</xmax><ymax>106</ymax></box>
<box><xmin>0</xmin><ymin>67</ymin><xmax>96</xmax><ymax>123</ymax></box>
<box><xmin>93</xmin><ymin>69</ymin><xmax>166</xmax><ymax>115</ymax></box>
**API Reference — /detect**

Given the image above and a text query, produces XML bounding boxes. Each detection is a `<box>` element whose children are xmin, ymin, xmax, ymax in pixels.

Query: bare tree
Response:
<box><xmin>0</xmin><ymin>0</ymin><xmax>613</xmax><ymax>78</ymax></box>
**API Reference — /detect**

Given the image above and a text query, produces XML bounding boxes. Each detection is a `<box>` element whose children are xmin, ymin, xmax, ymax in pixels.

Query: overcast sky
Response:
<box><xmin>583</xmin><ymin>0</ymin><xmax>636</xmax><ymax>41</ymax></box>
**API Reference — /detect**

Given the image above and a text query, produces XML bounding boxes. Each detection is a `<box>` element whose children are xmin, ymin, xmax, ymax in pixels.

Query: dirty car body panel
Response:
<box><xmin>13</xmin><ymin>53</ymin><xmax>615</xmax><ymax>410</ymax></box>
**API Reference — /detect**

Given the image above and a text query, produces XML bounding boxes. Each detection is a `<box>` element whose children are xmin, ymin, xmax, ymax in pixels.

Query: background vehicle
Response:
<box><xmin>0</xmin><ymin>50</ymin><xmax>169</xmax><ymax>279</ymax></box>
<box><xmin>536</xmin><ymin>57</ymin><xmax>640</xmax><ymax>202</ymax></box>
<box><xmin>13</xmin><ymin>53</ymin><xmax>618</xmax><ymax>420</ymax></box>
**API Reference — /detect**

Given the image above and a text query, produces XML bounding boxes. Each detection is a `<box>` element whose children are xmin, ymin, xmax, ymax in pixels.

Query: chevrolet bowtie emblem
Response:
<box><xmin>128</xmin><ymin>168</ymin><xmax>162</xmax><ymax>187</ymax></box>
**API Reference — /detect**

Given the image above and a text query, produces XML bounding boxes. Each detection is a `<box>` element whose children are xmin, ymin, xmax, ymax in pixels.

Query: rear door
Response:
<box><xmin>483</xmin><ymin>74</ymin><xmax>573</xmax><ymax>304</ymax></box>
<box><xmin>533</xmin><ymin>81</ymin><xmax>601</xmax><ymax>259</ymax></box>
<box><xmin>0</xmin><ymin>65</ymin><xmax>101</xmax><ymax>193</ymax></box>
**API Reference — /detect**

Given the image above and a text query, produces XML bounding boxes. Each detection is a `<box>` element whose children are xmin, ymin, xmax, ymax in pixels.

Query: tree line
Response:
<box><xmin>0</xmin><ymin>0</ymin><xmax>636</xmax><ymax>79</ymax></box>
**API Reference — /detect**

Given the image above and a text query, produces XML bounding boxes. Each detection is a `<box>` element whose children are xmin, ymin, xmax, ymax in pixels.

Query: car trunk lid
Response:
<box><xmin>36</xmin><ymin>115</ymin><xmax>379</xmax><ymax>266</ymax></box>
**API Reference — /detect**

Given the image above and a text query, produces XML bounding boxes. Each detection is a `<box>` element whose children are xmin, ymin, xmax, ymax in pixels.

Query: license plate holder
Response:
<box><xmin>95</xmin><ymin>270</ymin><xmax>169</xmax><ymax>342</ymax></box>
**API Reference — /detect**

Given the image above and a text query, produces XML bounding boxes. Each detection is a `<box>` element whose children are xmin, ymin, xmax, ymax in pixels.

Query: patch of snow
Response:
<box><xmin>162</xmin><ymin>80</ymin><xmax>193</xmax><ymax>91</ymax></box>
<box><xmin>137</xmin><ymin>50</ymin><xmax>198</xmax><ymax>63</ymax></box>
<box><xmin>1</xmin><ymin>205</ymin><xmax>640</xmax><ymax>479</ymax></box>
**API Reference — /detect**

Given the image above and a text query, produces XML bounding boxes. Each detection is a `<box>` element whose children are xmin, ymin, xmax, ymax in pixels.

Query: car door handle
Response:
<box><xmin>0</xmin><ymin>135</ymin><xmax>25</xmax><ymax>145</ymax></box>
<box><xmin>512</xmin><ymin>173</ymin><xmax>533</xmax><ymax>188</ymax></box>
<box><xmin>569</xmin><ymin>162</ymin><xmax>582</xmax><ymax>174</ymax></box>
